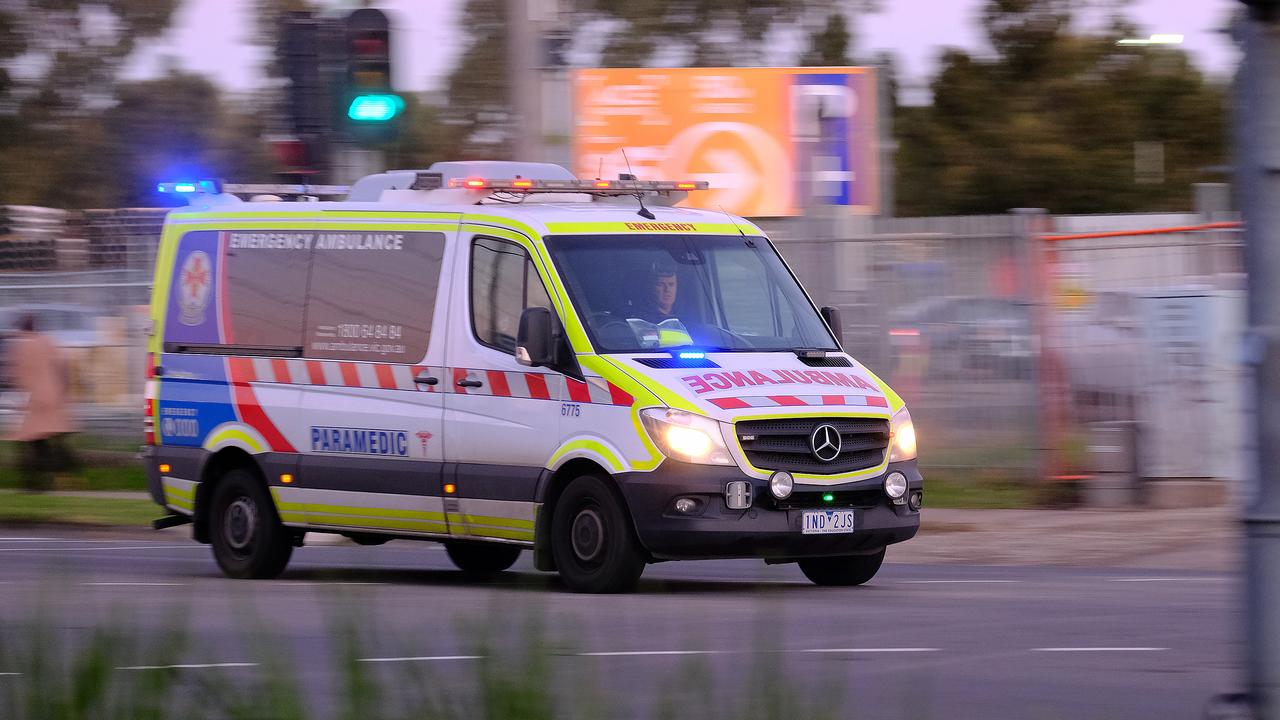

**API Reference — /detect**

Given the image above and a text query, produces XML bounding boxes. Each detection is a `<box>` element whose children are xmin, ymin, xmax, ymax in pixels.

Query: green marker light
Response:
<box><xmin>822</xmin><ymin>493</ymin><xmax>835</xmax><ymax>503</ymax></box>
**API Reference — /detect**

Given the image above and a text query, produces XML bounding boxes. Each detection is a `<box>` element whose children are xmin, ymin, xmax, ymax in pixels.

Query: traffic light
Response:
<box><xmin>344</xmin><ymin>8</ymin><xmax>401</xmax><ymax>143</ymax></box>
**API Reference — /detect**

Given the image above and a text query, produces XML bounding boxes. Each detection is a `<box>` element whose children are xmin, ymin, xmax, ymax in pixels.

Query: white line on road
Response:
<box><xmin>898</xmin><ymin>580</ymin><xmax>1021</xmax><ymax>584</ymax></box>
<box><xmin>0</xmin><ymin>672</ymin><xmax>21</xmax><ymax>676</ymax></box>
<box><xmin>577</xmin><ymin>650</ymin><xmax>727</xmax><ymax>657</ymax></box>
<box><xmin>118</xmin><ymin>663</ymin><xmax>260</xmax><ymax>671</ymax></box>
<box><xmin>802</xmin><ymin>648</ymin><xmax>939</xmax><ymax>653</ymax></box>
<box><xmin>1033</xmin><ymin>647</ymin><xmax>1168</xmax><ymax>652</ymax></box>
<box><xmin>357</xmin><ymin>656</ymin><xmax>482</xmax><ymax>663</ymax></box>
<box><xmin>0</xmin><ymin>537</ymin><xmax>55</xmax><ymax>541</ymax></box>
<box><xmin>81</xmin><ymin>582</ymin><xmax>188</xmax><ymax>587</ymax></box>
<box><xmin>280</xmin><ymin>582</ymin><xmax>386</xmax><ymax>587</ymax></box>
<box><xmin>0</xmin><ymin>545</ymin><xmax>200</xmax><ymax>552</ymax></box>
<box><xmin>1109</xmin><ymin>577</ymin><xmax>1222</xmax><ymax>583</ymax></box>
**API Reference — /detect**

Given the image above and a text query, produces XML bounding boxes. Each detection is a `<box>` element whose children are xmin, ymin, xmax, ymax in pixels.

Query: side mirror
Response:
<box><xmin>820</xmin><ymin>306</ymin><xmax>844</xmax><ymax>347</ymax></box>
<box><xmin>516</xmin><ymin>307</ymin><xmax>555</xmax><ymax>367</ymax></box>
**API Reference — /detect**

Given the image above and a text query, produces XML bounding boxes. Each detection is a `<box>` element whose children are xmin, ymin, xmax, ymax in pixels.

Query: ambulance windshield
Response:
<box><xmin>545</xmin><ymin>234</ymin><xmax>839</xmax><ymax>354</ymax></box>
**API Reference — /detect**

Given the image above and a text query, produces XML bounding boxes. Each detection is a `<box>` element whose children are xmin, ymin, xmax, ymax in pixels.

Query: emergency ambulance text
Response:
<box><xmin>680</xmin><ymin>369</ymin><xmax>880</xmax><ymax>394</ymax></box>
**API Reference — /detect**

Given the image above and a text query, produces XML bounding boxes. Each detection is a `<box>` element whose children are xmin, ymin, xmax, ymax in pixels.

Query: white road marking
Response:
<box><xmin>1109</xmin><ymin>577</ymin><xmax>1222</xmax><ymax>583</ymax></box>
<box><xmin>577</xmin><ymin>650</ymin><xmax>727</xmax><ymax>657</ymax></box>
<box><xmin>0</xmin><ymin>672</ymin><xmax>21</xmax><ymax>676</ymax></box>
<box><xmin>0</xmin><ymin>545</ymin><xmax>200</xmax><ymax>552</ymax></box>
<box><xmin>0</xmin><ymin>537</ymin><xmax>56</xmax><ymax>541</ymax></box>
<box><xmin>357</xmin><ymin>655</ymin><xmax>482</xmax><ymax>663</ymax></box>
<box><xmin>118</xmin><ymin>662</ymin><xmax>260</xmax><ymax>671</ymax></box>
<box><xmin>280</xmin><ymin>582</ymin><xmax>385</xmax><ymax>587</ymax></box>
<box><xmin>1033</xmin><ymin>647</ymin><xmax>1168</xmax><ymax>653</ymax></box>
<box><xmin>81</xmin><ymin>582</ymin><xmax>188</xmax><ymax>587</ymax></box>
<box><xmin>802</xmin><ymin>648</ymin><xmax>939</xmax><ymax>653</ymax></box>
<box><xmin>899</xmin><ymin>580</ymin><xmax>1020</xmax><ymax>584</ymax></box>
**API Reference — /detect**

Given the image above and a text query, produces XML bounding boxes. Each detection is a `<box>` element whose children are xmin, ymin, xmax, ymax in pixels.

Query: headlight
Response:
<box><xmin>640</xmin><ymin>408</ymin><xmax>734</xmax><ymax>465</ymax></box>
<box><xmin>889</xmin><ymin>407</ymin><xmax>917</xmax><ymax>462</ymax></box>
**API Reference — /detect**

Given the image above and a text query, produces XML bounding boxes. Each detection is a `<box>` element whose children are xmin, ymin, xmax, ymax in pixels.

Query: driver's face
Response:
<box><xmin>652</xmin><ymin>274</ymin><xmax>677</xmax><ymax>315</ymax></box>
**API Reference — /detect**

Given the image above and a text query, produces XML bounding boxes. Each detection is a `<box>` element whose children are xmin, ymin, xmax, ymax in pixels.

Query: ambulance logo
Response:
<box><xmin>178</xmin><ymin>251</ymin><xmax>212</xmax><ymax>326</ymax></box>
<box><xmin>810</xmin><ymin>424</ymin><xmax>842</xmax><ymax>462</ymax></box>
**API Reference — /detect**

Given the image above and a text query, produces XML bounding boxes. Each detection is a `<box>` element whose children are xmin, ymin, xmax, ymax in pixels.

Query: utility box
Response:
<box><xmin>1085</xmin><ymin>421</ymin><xmax>1140</xmax><ymax>507</ymax></box>
<box><xmin>1136</xmin><ymin>289</ymin><xmax>1245</xmax><ymax>506</ymax></box>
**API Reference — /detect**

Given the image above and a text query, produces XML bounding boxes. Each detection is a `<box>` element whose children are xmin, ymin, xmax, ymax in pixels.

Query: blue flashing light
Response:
<box><xmin>678</xmin><ymin>351</ymin><xmax>706</xmax><ymax>360</ymax></box>
<box><xmin>348</xmin><ymin>94</ymin><xmax>404</xmax><ymax>122</ymax></box>
<box><xmin>173</xmin><ymin>183</ymin><xmax>197</xmax><ymax>193</ymax></box>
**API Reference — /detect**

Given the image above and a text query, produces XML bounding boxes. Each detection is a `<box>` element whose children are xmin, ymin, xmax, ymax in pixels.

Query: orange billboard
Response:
<box><xmin>572</xmin><ymin>67</ymin><xmax>880</xmax><ymax>217</ymax></box>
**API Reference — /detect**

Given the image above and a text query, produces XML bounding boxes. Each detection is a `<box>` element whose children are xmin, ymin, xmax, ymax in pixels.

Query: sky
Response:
<box><xmin>124</xmin><ymin>0</ymin><xmax>1240</xmax><ymax>97</ymax></box>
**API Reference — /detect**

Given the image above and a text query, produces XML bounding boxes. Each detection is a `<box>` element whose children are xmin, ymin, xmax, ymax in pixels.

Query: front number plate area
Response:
<box><xmin>801</xmin><ymin>510</ymin><xmax>856</xmax><ymax>535</ymax></box>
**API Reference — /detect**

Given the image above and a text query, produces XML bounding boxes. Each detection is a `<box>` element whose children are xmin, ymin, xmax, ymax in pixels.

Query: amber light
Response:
<box><xmin>512</xmin><ymin>179</ymin><xmax>534</xmax><ymax>188</ymax></box>
<box><xmin>281</xmin><ymin>474</ymin><xmax>294</xmax><ymax>484</ymax></box>
<box><xmin>444</xmin><ymin>483</ymin><xmax>456</xmax><ymax>494</ymax></box>
<box><xmin>593</xmin><ymin>180</ymin><xmax>611</xmax><ymax>188</ymax></box>
<box><xmin>159</xmin><ymin>464</ymin><xmax>171</xmax><ymax>474</ymax></box>
<box><xmin>676</xmin><ymin>182</ymin><xmax>697</xmax><ymax>190</ymax></box>
<box><xmin>463</xmin><ymin>178</ymin><xmax>486</xmax><ymax>189</ymax></box>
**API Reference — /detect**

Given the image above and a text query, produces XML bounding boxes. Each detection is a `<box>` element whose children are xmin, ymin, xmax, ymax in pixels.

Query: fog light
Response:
<box><xmin>769</xmin><ymin>471</ymin><xmax>794</xmax><ymax>499</ymax></box>
<box><xmin>674</xmin><ymin>497</ymin><xmax>700</xmax><ymax>514</ymax></box>
<box><xmin>725</xmin><ymin>481</ymin><xmax>752</xmax><ymax>510</ymax></box>
<box><xmin>909</xmin><ymin>490</ymin><xmax>923</xmax><ymax>511</ymax></box>
<box><xmin>885</xmin><ymin>471</ymin><xmax>908</xmax><ymax>503</ymax></box>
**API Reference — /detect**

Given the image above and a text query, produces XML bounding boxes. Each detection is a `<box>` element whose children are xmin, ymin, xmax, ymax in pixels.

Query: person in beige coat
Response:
<box><xmin>6</xmin><ymin>314</ymin><xmax>77</xmax><ymax>491</ymax></box>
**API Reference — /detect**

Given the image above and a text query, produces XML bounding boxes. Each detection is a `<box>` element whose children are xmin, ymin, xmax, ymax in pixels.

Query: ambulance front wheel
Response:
<box><xmin>551</xmin><ymin>475</ymin><xmax>646</xmax><ymax>593</ymax></box>
<box><xmin>209</xmin><ymin>468</ymin><xmax>293</xmax><ymax>579</ymax></box>
<box><xmin>445</xmin><ymin>541</ymin><xmax>521</xmax><ymax>575</ymax></box>
<box><xmin>798</xmin><ymin>547</ymin><xmax>885</xmax><ymax>587</ymax></box>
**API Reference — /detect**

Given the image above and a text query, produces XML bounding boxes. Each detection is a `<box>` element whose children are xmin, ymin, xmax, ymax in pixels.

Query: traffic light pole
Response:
<box><xmin>508</xmin><ymin>0</ymin><xmax>543</xmax><ymax>161</ymax></box>
<box><xmin>1238</xmin><ymin>7</ymin><xmax>1280</xmax><ymax>719</ymax></box>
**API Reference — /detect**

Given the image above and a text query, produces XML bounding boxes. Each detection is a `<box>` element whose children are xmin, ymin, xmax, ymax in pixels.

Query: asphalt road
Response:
<box><xmin>0</xmin><ymin>529</ymin><xmax>1237</xmax><ymax>719</ymax></box>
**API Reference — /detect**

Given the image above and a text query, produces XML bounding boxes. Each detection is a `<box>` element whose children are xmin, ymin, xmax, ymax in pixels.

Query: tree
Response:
<box><xmin>800</xmin><ymin>13</ymin><xmax>852</xmax><ymax>67</ymax></box>
<box><xmin>440</xmin><ymin>0</ymin><xmax>511</xmax><ymax>158</ymax></box>
<box><xmin>894</xmin><ymin>0</ymin><xmax>1227</xmax><ymax>215</ymax></box>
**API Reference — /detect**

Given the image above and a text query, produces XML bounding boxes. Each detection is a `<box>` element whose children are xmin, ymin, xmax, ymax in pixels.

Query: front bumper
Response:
<box><xmin>615</xmin><ymin>460</ymin><xmax>922</xmax><ymax>561</ymax></box>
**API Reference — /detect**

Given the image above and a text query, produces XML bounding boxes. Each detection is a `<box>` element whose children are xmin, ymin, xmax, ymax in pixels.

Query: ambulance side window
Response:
<box><xmin>471</xmin><ymin>236</ymin><xmax>552</xmax><ymax>354</ymax></box>
<box><xmin>303</xmin><ymin>231</ymin><xmax>445</xmax><ymax>363</ymax></box>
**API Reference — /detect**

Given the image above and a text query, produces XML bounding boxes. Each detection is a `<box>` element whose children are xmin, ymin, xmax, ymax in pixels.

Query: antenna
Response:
<box><xmin>718</xmin><ymin>204</ymin><xmax>753</xmax><ymax>246</ymax></box>
<box><xmin>621</xmin><ymin>148</ymin><xmax>656</xmax><ymax>220</ymax></box>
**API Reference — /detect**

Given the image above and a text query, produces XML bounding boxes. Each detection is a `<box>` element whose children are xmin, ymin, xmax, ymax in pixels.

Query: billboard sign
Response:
<box><xmin>572</xmin><ymin>67</ymin><xmax>880</xmax><ymax>217</ymax></box>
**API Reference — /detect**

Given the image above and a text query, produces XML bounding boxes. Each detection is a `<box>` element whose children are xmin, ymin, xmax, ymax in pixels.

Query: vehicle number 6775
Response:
<box><xmin>561</xmin><ymin>403</ymin><xmax>582</xmax><ymax>417</ymax></box>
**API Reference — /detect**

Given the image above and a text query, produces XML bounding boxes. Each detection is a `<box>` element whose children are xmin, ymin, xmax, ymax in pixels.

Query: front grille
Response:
<box><xmin>797</xmin><ymin>355</ymin><xmax>853</xmax><ymax>367</ymax></box>
<box><xmin>772</xmin><ymin>488</ymin><xmax>884</xmax><ymax>510</ymax></box>
<box><xmin>736</xmin><ymin>417</ymin><xmax>889</xmax><ymax>475</ymax></box>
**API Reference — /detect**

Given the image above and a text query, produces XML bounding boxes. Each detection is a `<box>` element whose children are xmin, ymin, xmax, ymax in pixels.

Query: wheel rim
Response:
<box><xmin>223</xmin><ymin>496</ymin><xmax>258</xmax><ymax>552</ymax></box>
<box><xmin>570</xmin><ymin>506</ymin><xmax>605</xmax><ymax>564</ymax></box>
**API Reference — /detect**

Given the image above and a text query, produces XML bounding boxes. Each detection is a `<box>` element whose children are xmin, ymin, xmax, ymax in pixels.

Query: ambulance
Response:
<box><xmin>144</xmin><ymin>161</ymin><xmax>922</xmax><ymax>593</ymax></box>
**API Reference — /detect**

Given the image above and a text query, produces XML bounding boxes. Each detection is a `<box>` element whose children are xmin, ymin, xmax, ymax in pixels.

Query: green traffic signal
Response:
<box><xmin>347</xmin><ymin>94</ymin><xmax>404</xmax><ymax>123</ymax></box>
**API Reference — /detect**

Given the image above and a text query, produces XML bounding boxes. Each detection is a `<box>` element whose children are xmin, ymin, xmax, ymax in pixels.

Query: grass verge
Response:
<box><xmin>0</xmin><ymin>491</ymin><xmax>158</xmax><ymax>527</ymax></box>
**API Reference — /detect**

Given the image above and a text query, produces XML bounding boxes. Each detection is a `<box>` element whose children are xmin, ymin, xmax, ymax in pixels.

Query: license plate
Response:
<box><xmin>801</xmin><ymin>510</ymin><xmax>856</xmax><ymax>535</ymax></box>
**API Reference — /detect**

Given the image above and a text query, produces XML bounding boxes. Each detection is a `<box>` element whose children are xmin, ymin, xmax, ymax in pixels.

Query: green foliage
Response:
<box><xmin>895</xmin><ymin>0</ymin><xmax>1228</xmax><ymax>215</ymax></box>
<box><xmin>799</xmin><ymin>13</ymin><xmax>852</xmax><ymax>67</ymax></box>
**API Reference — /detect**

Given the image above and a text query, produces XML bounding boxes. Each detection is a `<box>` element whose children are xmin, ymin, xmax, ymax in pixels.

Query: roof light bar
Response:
<box><xmin>445</xmin><ymin>178</ymin><xmax>710</xmax><ymax>193</ymax></box>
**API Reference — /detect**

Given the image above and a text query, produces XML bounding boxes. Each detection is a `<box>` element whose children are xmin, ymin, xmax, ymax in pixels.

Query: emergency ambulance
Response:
<box><xmin>144</xmin><ymin>161</ymin><xmax>922</xmax><ymax>593</ymax></box>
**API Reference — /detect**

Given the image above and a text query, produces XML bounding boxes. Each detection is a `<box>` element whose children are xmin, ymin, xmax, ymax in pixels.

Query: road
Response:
<box><xmin>0</xmin><ymin>529</ymin><xmax>1236</xmax><ymax>719</ymax></box>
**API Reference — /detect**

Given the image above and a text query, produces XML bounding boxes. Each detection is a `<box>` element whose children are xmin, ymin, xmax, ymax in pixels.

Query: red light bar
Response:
<box><xmin>445</xmin><ymin>178</ymin><xmax>710</xmax><ymax>193</ymax></box>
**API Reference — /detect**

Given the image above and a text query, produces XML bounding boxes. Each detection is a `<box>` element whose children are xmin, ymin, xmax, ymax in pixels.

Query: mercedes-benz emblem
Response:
<box><xmin>809</xmin><ymin>424</ymin><xmax>842</xmax><ymax>462</ymax></box>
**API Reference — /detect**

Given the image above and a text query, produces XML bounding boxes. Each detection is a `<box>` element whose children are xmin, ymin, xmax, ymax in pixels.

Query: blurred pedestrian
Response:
<box><xmin>5</xmin><ymin>314</ymin><xmax>77</xmax><ymax>491</ymax></box>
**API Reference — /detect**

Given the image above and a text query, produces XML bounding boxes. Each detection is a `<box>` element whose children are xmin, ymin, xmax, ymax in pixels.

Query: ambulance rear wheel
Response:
<box><xmin>209</xmin><ymin>468</ymin><xmax>293</xmax><ymax>580</ymax></box>
<box><xmin>445</xmin><ymin>541</ymin><xmax>521</xmax><ymax>575</ymax></box>
<box><xmin>798</xmin><ymin>548</ymin><xmax>885</xmax><ymax>587</ymax></box>
<box><xmin>552</xmin><ymin>475</ymin><xmax>645</xmax><ymax>593</ymax></box>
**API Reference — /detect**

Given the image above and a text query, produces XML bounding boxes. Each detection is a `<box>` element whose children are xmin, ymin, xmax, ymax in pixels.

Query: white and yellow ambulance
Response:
<box><xmin>144</xmin><ymin>161</ymin><xmax>921</xmax><ymax>593</ymax></box>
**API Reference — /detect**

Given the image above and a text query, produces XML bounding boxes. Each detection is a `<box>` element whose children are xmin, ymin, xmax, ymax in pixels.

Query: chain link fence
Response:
<box><xmin>0</xmin><ymin>205</ymin><xmax>1248</xmax><ymax>487</ymax></box>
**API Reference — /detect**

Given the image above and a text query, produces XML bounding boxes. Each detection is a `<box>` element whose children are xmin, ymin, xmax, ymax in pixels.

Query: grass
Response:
<box><xmin>0</xmin><ymin>491</ymin><xmax>159</xmax><ymax>527</ymax></box>
<box><xmin>0</xmin><ymin>438</ymin><xmax>148</xmax><ymax>492</ymax></box>
<box><xmin>0</xmin><ymin>602</ymin><xmax>858</xmax><ymax>720</ymax></box>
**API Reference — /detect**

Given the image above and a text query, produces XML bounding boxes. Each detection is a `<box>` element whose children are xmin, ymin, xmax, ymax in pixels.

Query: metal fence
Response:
<box><xmin>0</xmin><ymin>205</ymin><xmax>1248</xmax><ymax>483</ymax></box>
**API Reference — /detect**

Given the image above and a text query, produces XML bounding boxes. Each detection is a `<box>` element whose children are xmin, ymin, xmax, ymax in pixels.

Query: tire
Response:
<box><xmin>798</xmin><ymin>548</ymin><xmax>886</xmax><ymax>587</ymax></box>
<box><xmin>551</xmin><ymin>475</ymin><xmax>645</xmax><ymax>593</ymax></box>
<box><xmin>208</xmin><ymin>468</ymin><xmax>293</xmax><ymax>579</ymax></box>
<box><xmin>445</xmin><ymin>541</ymin><xmax>521</xmax><ymax>574</ymax></box>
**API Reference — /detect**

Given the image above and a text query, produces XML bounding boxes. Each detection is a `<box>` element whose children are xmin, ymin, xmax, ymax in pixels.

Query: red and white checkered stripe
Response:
<box><xmin>228</xmin><ymin>358</ymin><xmax>634</xmax><ymax>406</ymax></box>
<box><xmin>708</xmin><ymin>394</ymin><xmax>889</xmax><ymax>410</ymax></box>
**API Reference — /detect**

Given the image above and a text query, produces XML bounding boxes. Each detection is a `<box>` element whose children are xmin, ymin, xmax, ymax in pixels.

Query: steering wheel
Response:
<box><xmin>590</xmin><ymin>311</ymin><xmax>635</xmax><ymax>346</ymax></box>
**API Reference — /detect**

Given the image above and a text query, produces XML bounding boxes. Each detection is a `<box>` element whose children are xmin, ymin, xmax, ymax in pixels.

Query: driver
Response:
<box><xmin>635</xmin><ymin>261</ymin><xmax>679</xmax><ymax>324</ymax></box>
